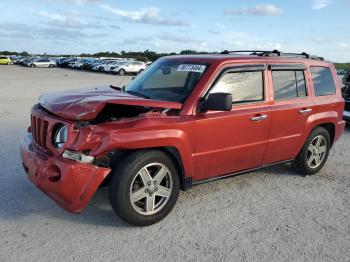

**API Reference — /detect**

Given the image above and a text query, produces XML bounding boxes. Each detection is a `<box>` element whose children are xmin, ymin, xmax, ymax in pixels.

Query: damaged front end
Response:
<box><xmin>38</xmin><ymin>86</ymin><xmax>182</xmax><ymax>121</ymax></box>
<box><xmin>21</xmin><ymin>86</ymin><xmax>183</xmax><ymax>213</ymax></box>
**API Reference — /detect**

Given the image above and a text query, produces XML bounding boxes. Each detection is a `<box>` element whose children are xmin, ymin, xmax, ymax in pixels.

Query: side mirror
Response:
<box><xmin>198</xmin><ymin>93</ymin><xmax>232</xmax><ymax>113</ymax></box>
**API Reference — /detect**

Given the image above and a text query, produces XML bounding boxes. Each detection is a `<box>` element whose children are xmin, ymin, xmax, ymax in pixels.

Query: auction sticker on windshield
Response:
<box><xmin>177</xmin><ymin>64</ymin><xmax>206</xmax><ymax>73</ymax></box>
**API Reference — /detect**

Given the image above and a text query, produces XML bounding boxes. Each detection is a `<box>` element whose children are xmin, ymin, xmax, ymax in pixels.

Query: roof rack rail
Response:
<box><xmin>220</xmin><ymin>50</ymin><xmax>324</xmax><ymax>60</ymax></box>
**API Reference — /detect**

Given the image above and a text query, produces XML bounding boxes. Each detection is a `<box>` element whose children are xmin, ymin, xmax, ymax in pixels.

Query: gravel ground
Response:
<box><xmin>0</xmin><ymin>65</ymin><xmax>349</xmax><ymax>262</ymax></box>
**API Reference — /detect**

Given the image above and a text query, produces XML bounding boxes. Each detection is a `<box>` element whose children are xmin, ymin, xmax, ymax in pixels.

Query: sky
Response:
<box><xmin>0</xmin><ymin>0</ymin><xmax>349</xmax><ymax>62</ymax></box>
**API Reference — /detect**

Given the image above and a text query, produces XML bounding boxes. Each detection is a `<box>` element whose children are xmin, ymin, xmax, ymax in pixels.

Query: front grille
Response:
<box><xmin>31</xmin><ymin>115</ymin><xmax>49</xmax><ymax>149</ymax></box>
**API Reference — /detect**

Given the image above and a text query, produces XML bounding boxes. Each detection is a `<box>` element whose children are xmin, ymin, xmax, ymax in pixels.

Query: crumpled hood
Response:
<box><xmin>39</xmin><ymin>86</ymin><xmax>182</xmax><ymax>121</ymax></box>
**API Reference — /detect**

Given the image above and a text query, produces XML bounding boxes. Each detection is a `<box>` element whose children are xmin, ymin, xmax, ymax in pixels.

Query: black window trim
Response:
<box><xmin>268</xmin><ymin>64</ymin><xmax>306</xmax><ymax>71</ymax></box>
<box><xmin>204</xmin><ymin>64</ymin><xmax>266</xmax><ymax>106</ymax></box>
<box><xmin>271</xmin><ymin>69</ymin><xmax>308</xmax><ymax>101</ymax></box>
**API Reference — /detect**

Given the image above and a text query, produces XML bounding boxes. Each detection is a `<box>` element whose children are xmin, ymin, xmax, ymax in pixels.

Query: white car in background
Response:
<box><xmin>111</xmin><ymin>61</ymin><xmax>147</xmax><ymax>75</ymax></box>
<box><xmin>71</xmin><ymin>60</ymin><xmax>83</xmax><ymax>69</ymax></box>
<box><xmin>94</xmin><ymin>60</ymin><xmax>116</xmax><ymax>72</ymax></box>
<box><xmin>29</xmin><ymin>58</ymin><xmax>56</xmax><ymax>68</ymax></box>
<box><xmin>99</xmin><ymin>60</ymin><xmax>122</xmax><ymax>72</ymax></box>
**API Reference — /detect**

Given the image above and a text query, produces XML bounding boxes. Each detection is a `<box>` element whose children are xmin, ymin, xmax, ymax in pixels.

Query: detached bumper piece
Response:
<box><xmin>20</xmin><ymin>134</ymin><xmax>111</xmax><ymax>213</ymax></box>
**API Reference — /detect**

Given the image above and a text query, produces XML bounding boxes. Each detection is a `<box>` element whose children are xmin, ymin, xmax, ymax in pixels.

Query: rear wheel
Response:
<box><xmin>118</xmin><ymin>69</ymin><xmax>126</xmax><ymax>76</ymax></box>
<box><xmin>293</xmin><ymin>126</ymin><xmax>330</xmax><ymax>175</ymax></box>
<box><xmin>31</xmin><ymin>64</ymin><xmax>36</xmax><ymax>68</ymax></box>
<box><xmin>49</xmin><ymin>64</ymin><xmax>54</xmax><ymax>68</ymax></box>
<box><xmin>109</xmin><ymin>150</ymin><xmax>180</xmax><ymax>226</ymax></box>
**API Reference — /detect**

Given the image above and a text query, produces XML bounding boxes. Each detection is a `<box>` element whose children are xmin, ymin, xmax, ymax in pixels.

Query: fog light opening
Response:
<box><xmin>47</xmin><ymin>165</ymin><xmax>61</xmax><ymax>182</ymax></box>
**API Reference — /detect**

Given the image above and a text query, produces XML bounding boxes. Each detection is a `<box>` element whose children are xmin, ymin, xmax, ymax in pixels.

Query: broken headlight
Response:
<box><xmin>53</xmin><ymin>124</ymin><xmax>68</xmax><ymax>148</ymax></box>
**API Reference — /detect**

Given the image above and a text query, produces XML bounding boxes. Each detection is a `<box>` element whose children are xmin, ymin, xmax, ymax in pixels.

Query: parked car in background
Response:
<box><xmin>28</xmin><ymin>58</ymin><xmax>56</xmax><ymax>68</ymax></box>
<box><xmin>68</xmin><ymin>59</ymin><xmax>83</xmax><ymax>69</ymax></box>
<box><xmin>0</xmin><ymin>56</ymin><xmax>12</xmax><ymax>65</ymax></box>
<box><xmin>99</xmin><ymin>60</ymin><xmax>122</xmax><ymax>72</ymax></box>
<box><xmin>81</xmin><ymin>59</ymin><xmax>98</xmax><ymax>70</ymax></box>
<box><xmin>10</xmin><ymin>56</ymin><xmax>25</xmax><ymax>64</ymax></box>
<box><xmin>23</xmin><ymin>58</ymin><xmax>38</xmax><ymax>67</ymax></box>
<box><xmin>111</xmin><ymin>61</ymin><xmax>147</xmax><ymax>75</ymax></box>
<box><xmin>85</xmin><ymin>60</ymin><xmax>102</xmax><ymax>71</ymax></box>
<box><xmin>337</xmin><ymin>69</ymin><xmax>346</xmax><ymax>76</ymax></box>
<box><xmin>342</xmin><ymin>71</ymin><xmax>350</xmax><ymax>122</ymax></box>
<box><xmin>93</xmin><ymin>60</ymin><xmax>115</xmax><ymax>72</ymax></box>
<box><xmin>20</xmin><ymin>50</ymin><xmax>346</xmax><ymax>226</ymax></box>
<box><xmin>58</xmin><ymin>58</ymin><xmax>77</xmax><ymax>68</ymax></box>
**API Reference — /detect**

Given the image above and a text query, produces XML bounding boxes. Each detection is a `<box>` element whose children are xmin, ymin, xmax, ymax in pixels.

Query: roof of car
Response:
<box><xmin>161</xmin><ymin>52</ymin><xmax>331</xmax><ymax>65</ymax></box>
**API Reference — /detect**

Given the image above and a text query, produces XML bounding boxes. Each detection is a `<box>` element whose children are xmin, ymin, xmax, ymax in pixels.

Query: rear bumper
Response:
<box><xmin>20</xmin><ymin>133</ymin><xmax>111</xmax><ymax>213</ymax></box>
<box><xmin>335</xmin><ymin>119</ymin><xmax>346</xmax><ymax>143</ymax></box>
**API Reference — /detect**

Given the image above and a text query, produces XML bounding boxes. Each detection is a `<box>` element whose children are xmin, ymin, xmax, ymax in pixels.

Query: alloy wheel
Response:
<box><xmin>129</xmin><ymin>163</ymin><xmax>173</xmax><ymax>215</ymax></box>
<box><xmin>306</xmin><ymin>135</ymin><xmax>327</xmax><ymax>168</ymax></box>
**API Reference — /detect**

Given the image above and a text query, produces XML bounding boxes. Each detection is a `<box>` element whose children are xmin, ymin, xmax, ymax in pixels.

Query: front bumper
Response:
<box><xmin>20</xmin><ymin>133</ymin><xmax>111</xmax><ymax>213</ymax></box>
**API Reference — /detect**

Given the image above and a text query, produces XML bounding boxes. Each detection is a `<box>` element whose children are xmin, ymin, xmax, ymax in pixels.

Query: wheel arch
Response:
<box><xmin>318</xmin><ymin>123</ymin><xmax>335</xmax><ymax>146</ymax></box>
<box><xmin>102</xmin><ymin>146</ymin><xmax>192</xmax><ymax>191</ymax></box>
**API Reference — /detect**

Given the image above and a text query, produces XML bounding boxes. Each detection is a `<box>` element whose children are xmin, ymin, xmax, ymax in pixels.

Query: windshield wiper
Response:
<box><xmin>126</xmin><ymin>90</ymin><xmax>150</xmax><ymax>99</ymax></box>
<box><xmin>110</xmin><ymin>85</ymin><xmax>125</xmax><ymax>92</ymax></box>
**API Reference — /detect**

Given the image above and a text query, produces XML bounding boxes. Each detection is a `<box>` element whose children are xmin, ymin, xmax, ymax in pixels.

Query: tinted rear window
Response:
<box><xmin>272</xmin><ymin>70</ymin><xmax>307</xmax><ymax>100</ymax></box>
<box><xmin>311</xmin><ymin>67</ymin><xmax>336</xmax><ymax>96</ymax></box>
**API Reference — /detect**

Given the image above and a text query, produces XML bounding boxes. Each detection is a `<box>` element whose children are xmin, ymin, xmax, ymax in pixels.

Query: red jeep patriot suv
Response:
<box><xmin>21</xmin><ymin>50</ymin><xmax>345</xmax><ymax>226</ymax></box>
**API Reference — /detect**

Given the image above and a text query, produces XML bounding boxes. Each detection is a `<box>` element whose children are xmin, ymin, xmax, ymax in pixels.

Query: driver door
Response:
<box><xmin>193</xmin><ymin>65</ymin><xmax>271</xmax><ymax>181</ymax></box>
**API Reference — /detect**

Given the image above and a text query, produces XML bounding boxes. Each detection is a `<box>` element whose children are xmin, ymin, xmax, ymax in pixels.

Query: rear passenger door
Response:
<box><xmin>264</xmin><ymin>64</ymin><xmax>314</xmax><ymax>164</ymax></box>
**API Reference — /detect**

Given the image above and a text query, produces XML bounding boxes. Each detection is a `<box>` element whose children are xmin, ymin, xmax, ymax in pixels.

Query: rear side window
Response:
<box><xmin>210</xmin><ymin>71</ymin><xmax>264</xmax><ymax>104</ymax></box>
<box><xmin>311</xmin><ymin>67</ymin><xmax>336</xmax><ymax>96</ymax></box>
<box><xmin>272</xmin><ymin>70</ymin><xmax>307</xmax><ymax>100</ymax></box>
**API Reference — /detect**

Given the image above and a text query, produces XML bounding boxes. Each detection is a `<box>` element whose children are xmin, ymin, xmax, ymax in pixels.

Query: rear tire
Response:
<box><xmin>31</xmin><ymin>64</ymin><xmax>36</xmax><ymax>68</ymax></box>
<box><xmin>293</xmin><ymin>126</ymin><xmax>330</xmax><ymax>175</ymax></box>
<box><xmin>118</xmin><ymin>69</ymin><xmax>126</xmax><ymax>76</ymax></box>
<box><xmin>109</xmin><ymin>150</ymin><xmax>180</xmax><ymax>226</ymax></box>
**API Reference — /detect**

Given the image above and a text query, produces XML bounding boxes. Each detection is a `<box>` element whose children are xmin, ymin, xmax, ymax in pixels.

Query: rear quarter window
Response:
<box><xmin>311</xmin><ymin>67</ymin><xmax>336</xmax><ymax>96</ymax></box>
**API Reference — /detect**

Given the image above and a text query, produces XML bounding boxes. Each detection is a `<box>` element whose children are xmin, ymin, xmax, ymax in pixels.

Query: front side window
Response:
<box><xmin>311</xmin><ymin>67</ymin><xmax>336</xmax><ymax>96</ymax></box>
<box><xmin>210</xmin><ymin>71</ymin><xmax>264</xmax><ymax>104</ymax></box>
<box><xmin>125</xmin><ymin>60</ymin><xmax>208</xmax><ymax>102</ymax></box>
<box><xmin>272</xmin><ymin>70</ymin><xmax>307</xmax><ymax>100</ymax></box>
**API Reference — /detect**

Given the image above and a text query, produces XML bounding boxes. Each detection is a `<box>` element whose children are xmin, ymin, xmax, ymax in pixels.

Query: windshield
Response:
<box><xmin>124</xmin><ymin>59</ymin><xmax>209</xmax><ymax>102</ymax></box>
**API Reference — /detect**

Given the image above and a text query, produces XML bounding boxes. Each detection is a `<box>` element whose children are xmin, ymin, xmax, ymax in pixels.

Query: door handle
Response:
<box><xmin>299</xmin><ymin>108</ymin><xmax>312</xmax><ymax>114</ymax></box>
<box><xmin>250</xmin><ymin>114</ymin><xmax>268</xmax><ymax>121</ymax></box>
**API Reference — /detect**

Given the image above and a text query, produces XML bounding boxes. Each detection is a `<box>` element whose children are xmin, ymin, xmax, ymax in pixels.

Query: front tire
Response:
<box><xmin>109</xmin><ymin>150</ymin><xmax>180</xmax><ymax>226</ymax></box>
<box><xmin>293</xmin><ymin>126</ymin><xmax>330</xmax><ymax>175</ymax></box>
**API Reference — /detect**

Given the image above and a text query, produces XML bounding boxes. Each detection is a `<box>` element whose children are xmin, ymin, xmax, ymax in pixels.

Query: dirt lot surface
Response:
<box><xmin>1</xmin><ymin>65</ymin><xmax>350</xmax><ymax>262</ymax></box>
